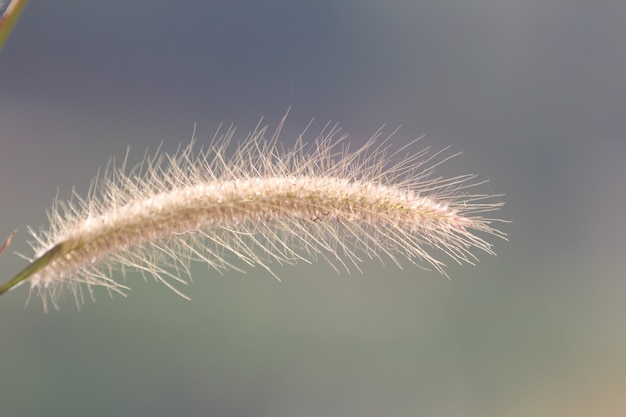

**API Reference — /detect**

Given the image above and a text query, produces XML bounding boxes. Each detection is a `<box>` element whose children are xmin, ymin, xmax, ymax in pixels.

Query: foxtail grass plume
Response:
<box><xmin>0</xmin><ymin>115</ymin><xmax>506</xmax><ymax>310</ymax></box>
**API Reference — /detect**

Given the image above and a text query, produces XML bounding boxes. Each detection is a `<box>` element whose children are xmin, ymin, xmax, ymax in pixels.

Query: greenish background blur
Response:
<box><xmin>1</xmin><ymin>1</ymin><xmax>625</xmax><ymax>416</ymax></box>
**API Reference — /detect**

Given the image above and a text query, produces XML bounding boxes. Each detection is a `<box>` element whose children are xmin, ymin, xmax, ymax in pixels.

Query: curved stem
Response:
<box><xmin>0</xmin><ymin>244</ymin><xmax>64</xmax><ymax>295</ymax></box>
<box><xmin>0</xmin><ymin>0</ymin><xmax>29</xmax><ymax>54</ymax></box>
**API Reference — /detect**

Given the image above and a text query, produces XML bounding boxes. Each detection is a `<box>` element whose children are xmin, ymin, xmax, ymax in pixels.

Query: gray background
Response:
<box><xmin>1</xmin><ymin>1</ymin><xmax>625</xmax><ymax>416</ymax></box>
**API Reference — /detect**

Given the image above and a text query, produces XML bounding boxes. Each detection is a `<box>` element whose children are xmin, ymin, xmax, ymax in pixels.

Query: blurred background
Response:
<box><xmin>1</xmin><ymin>1</ymin><xmax>625</xmax><ymax>416</ymax></box>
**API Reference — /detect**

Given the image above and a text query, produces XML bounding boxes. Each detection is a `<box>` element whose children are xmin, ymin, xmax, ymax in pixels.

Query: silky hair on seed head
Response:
<box><xmin>1</xmin><ymin>114</ymin><xmax>506</xmax><ymax>310</ymax></box>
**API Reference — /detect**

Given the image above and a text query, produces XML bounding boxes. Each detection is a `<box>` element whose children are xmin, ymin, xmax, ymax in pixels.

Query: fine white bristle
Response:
<box><xmin>18</xmin><ymin>116</ymin><xmax>505</xmax><ymax>310</ymax></box>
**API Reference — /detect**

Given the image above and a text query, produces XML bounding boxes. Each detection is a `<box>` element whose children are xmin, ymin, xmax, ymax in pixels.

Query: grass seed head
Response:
<box><xmin>4</xmin><ymin>117</ymin><xmax>506</xmax><ymax>310</ymax></box>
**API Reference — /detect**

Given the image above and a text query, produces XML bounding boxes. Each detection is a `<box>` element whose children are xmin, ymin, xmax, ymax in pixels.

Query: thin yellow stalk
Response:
<box><xmin>0</xmin><ymin>0</ymin><xmax>29</xmax><ymax>53</ymax></box>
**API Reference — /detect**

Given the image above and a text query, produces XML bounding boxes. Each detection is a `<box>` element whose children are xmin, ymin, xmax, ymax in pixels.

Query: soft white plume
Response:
<box><xmin>11</xmin><ymin>116</ymin><xmax>505</xmax><ymax>310</ymax></box>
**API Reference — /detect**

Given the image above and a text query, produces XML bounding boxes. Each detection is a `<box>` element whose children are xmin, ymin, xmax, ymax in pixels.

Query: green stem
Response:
<box><xmin>0</xmin><ymin>244</ymin><xmax>64</xmax><ymax>295</ymax></box>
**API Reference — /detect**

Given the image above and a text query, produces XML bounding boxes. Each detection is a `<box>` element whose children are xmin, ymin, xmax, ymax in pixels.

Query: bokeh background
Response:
<box><xmin>1</xmin><ymin>1</ymin><xmax>625</xmax><ymax>416</ymax></box>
